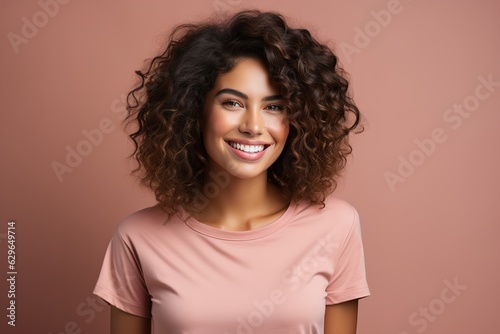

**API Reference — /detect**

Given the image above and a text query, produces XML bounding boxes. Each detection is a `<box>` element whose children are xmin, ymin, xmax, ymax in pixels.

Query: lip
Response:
<box><xmin>225</xmin><ymin>140</ymin><xmax>270</xmax><ymax>161</ymax></box>
<box><xmin>225</xmin><ymin>139</ymin><xmax>271</xmax><ymax>145</ymax></box>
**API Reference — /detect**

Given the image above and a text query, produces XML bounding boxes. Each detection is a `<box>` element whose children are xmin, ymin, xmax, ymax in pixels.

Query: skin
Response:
<box><xmin>110</xmin><ymin>306</ymin><xmax>150</xmax><ymax>334</ymax></box>
<box><xmin>324</xmin><ymin>300</ymin><xmax>359</xmax><ymax>334</ymax></box>
<box><xmin>195</xmin><ymin>57</ymin><xmax>291</xmax><ymax>230</ymax></box>
<box><xmin>110</xmin><ymin>57</ymin><xmax>359</xmax><ymax>333</ymax></box>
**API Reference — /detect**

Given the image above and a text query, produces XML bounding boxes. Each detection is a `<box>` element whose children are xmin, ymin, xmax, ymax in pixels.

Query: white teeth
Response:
<box><xmin>229</xmin><ymin>141</ymin><xmax>265</xmax><ymax>153</ymax></box>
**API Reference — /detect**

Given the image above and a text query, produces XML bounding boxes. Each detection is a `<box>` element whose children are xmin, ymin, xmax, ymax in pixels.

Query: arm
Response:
<box><xmin>111</xmin><ymin>305</ymin><xmax>151</xmax><ymax>334</ymax></box>
<box><xmin>324</xmin><ymin>299</ymin><xmax>359</xmax><ymax>334</ymax></box>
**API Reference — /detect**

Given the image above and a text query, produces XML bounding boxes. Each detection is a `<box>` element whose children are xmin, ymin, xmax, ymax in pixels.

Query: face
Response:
<box><xmin>202</xmin><ymin>57</ymin><xmax>289</xmax><ymax>180</ymax></box>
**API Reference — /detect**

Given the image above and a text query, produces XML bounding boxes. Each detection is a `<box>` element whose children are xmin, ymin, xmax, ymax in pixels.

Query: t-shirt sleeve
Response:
<box><xmin>325</xmin><ymin>207</ymin><xmax>370</xmax><ymax>305</ymax></box>
<box><xmin>93</xmin><ymin>226</ymin><xmax>152</xmax><ymax>318</ymax></box>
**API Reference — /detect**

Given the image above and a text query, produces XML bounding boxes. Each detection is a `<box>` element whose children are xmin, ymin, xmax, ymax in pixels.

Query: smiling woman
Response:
<box><xmin>202</xmin><ymin>58</ymin><xmax>290</xmax><ymax>182</ymax></box>
<box><xmin>93</xmin><ymin>10</ymin><xmax>369</xmax><ymax>334</ymax></box>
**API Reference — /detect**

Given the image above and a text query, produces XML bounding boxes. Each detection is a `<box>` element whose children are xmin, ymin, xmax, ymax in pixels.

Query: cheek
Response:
<box><xmin>204</xmin><ymin>111</ymin><xmax>234</xmax><ymax>137</ymax></box>
<box><xmin>266</xmin><ymin>116</ymin><xmax>289</xmax><ymax>142</ymax></box>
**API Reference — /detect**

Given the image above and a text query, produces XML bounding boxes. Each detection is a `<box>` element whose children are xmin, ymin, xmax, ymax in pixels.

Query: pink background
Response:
<box><xmin>1</xmin><ymin>0</ymin><xmax>499</xmax><ymax>333</ymax></box>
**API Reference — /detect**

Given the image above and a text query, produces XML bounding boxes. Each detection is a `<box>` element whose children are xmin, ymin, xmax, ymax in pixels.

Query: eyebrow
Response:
<box><xmin>214</xmin><ymin>88</ymin><xmax>282</xmax><ymax>102</ymax></box>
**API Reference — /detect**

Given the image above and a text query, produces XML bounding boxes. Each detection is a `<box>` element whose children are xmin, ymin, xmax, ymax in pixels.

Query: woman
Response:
<box><xmin>94</xmin><ymin>10</ymin><xmax>370</xmax><ymax>334</ymax></box>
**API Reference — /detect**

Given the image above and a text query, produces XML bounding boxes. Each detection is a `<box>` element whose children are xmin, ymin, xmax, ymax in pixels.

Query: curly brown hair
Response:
<box><xmin>125</xmin><ymin>10</ymin><xmax>363</xmax><ymax>217</ymax></box>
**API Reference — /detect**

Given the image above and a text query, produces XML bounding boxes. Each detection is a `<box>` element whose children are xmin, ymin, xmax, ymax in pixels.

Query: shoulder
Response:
<box><xmin>291</xmin><ymin>194</ymin><xmax>360</xmax><ymax>240</ymax></box>
<box><xmin>324</xmin><ymin>195</ymin><xmax>357</xmax><ymax>217</ymax></box>
<box><xmin>295</xmin><ymin>194</ymin><xmax>358</xmax><ymax>225</ymax></box>
<box><xmin>114</xmin><ymin>204</ymin><xmax>173</xmax><ymax>242</ymax></box>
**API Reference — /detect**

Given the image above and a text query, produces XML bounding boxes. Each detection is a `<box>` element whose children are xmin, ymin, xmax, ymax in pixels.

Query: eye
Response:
<box><xmin>221</xmin><ymin>100</ymin><xmax>243</xmax><ymax>108</ymax></box>
<box><xmin>265</xmin><ymin>104</ymin><xmax>284</xmax><ymax>112</ymax></box>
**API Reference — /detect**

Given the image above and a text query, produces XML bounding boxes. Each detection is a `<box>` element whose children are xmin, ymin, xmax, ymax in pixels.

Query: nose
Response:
<box><xmin>238</xmin><ymin>107</ymin><xmax>263</xmax><ymax>136</ymax></box>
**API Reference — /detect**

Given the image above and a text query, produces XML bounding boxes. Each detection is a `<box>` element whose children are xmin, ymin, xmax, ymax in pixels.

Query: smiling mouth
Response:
<box><xmin>226</xmin><ymin>141</ymin><xmax>269</xmax><ymax>153</ymax></box>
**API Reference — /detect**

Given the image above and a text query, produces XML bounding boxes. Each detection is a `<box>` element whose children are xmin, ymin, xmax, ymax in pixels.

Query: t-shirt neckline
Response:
<box><xmin>182</xmin><ymin>201</ymin><xmax>297</xmax><ymax>241</ymax></box>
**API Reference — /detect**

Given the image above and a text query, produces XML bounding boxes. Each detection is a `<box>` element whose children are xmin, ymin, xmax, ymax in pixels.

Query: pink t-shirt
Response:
<box><xmin>93</xmin><ymin>195</ymin><xmax>370</xmax><ymax>333</ymax></box>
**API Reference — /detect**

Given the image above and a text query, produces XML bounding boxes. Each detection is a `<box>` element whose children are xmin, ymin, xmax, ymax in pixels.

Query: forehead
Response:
<box><xmin>212</xmin><ymin>58</ymin><xmax>278</xmax><ymax>96</ymax></box>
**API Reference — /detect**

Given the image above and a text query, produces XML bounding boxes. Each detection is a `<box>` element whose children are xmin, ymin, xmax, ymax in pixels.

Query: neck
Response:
<box><xmin>190</xmin><ymin>165</ymin><xmax>289</xmax><ymax>230</ymax></box>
